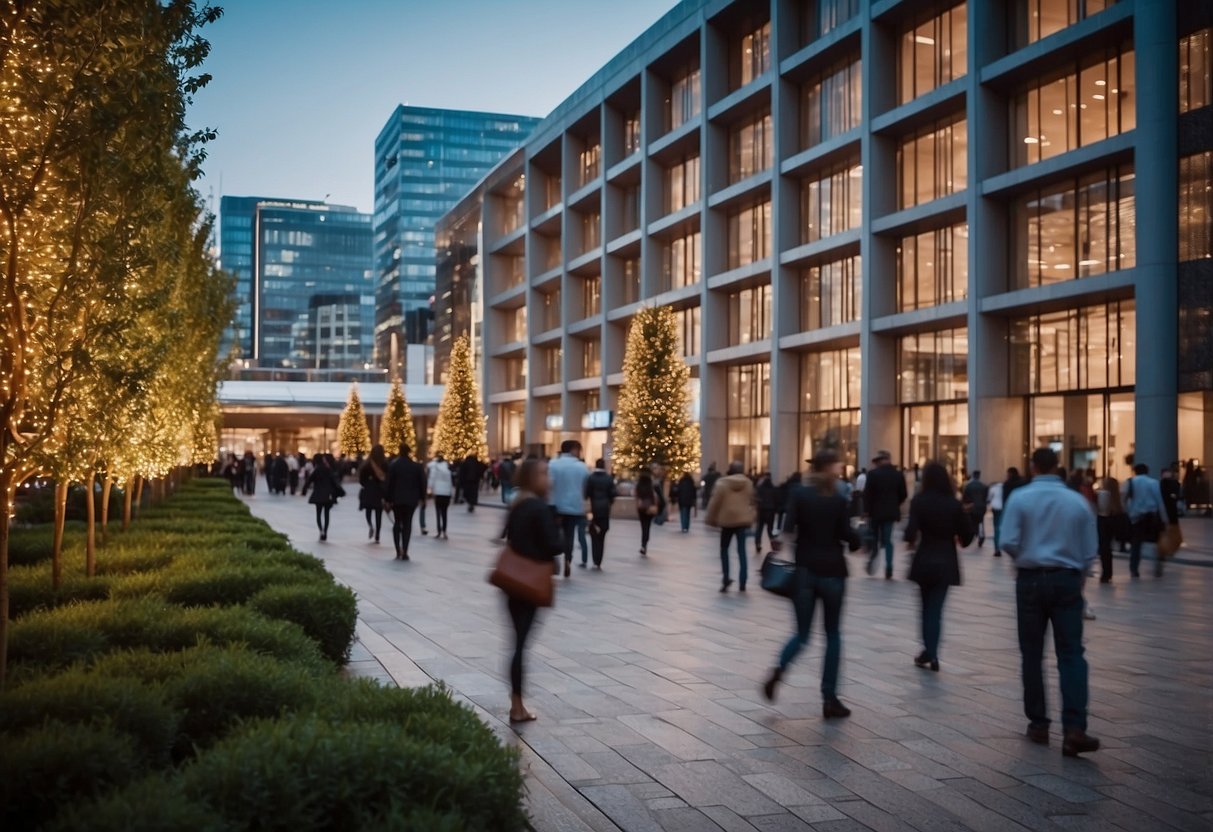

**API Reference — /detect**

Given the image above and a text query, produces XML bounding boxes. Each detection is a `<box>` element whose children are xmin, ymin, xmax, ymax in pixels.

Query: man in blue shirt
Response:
<box><xmin>1121</xmin><ymin>463</ymin><xmax>1168</xmax><ymax>578</ymax></box>
<box><xmin>1000</xmin><ymin>447</ymin><xmax>1100</xmax><ymax>757</ymax></box>
<box><xmin>548</xmin><ymin>440</ymin><xmax>589</xmax><ymax>579</ymax></box>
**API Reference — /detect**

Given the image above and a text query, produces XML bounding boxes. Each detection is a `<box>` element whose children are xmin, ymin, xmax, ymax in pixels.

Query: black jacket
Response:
<box><xmin>1160</xmin><ymin>478</ymin><xmax>1181</xmax><ymax>524</ymax></box>
<box><xmin>505</xmin><ymin>496</ymin><xmax>564</xmax><ymax>563</ymax></box>
<box><xmin>904</xmin><ymin>492</ymin><xmax>974</xmax><ymax>587</ymax></box>
<box><xmin>385</xmin><ymin>456</ymin><xmax>426</xmax><ymax>506</ymax></box>
<box><xmin>782</xmin><ymin>483</ymin><xmax>861</xmax><ymax>577</ymax></box>
<box><xmin>675</xmin><ymin>475</ymin><xmax>697</xmax><ymax>509</ymax></box>
<box><xmin>864</xmin><ymin>464</ymin><xmax>907</xmax><ymax>523</ymax></box>
<box><xmin>584</xmin><ymin>470</ymin><xmax>617</xmax><ymax>522</ymax></box>
<box><xmin>460</xmin><ymin>458</ymin><xmax>486</xmax><ymax>490</ymax></box>
<box><xmin>756</xmin><ymin>477</ymin><xmax>778</xmax><ymax>513</ymax></box>
<box><xmin>306</xmin><ymin>464</ymin><xmax>341</xmax><ymax>506</ymax></box>
<box><xmin>359</xmin><ymin>463</ymin><xmax>386</xmax><ymax>510</ymax></box>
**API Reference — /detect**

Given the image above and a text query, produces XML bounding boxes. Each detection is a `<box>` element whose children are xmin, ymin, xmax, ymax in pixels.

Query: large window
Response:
<box><xmin>677</xmin><ymin>305</ymin><xmax>701</xmax><ymax>357</ymax></box>
<box><xmin>540</xmin><ymin>346</ymin><xmax>562</xmax><ymax>386</ymax></box>
<box><xmin>624</xmin><ymin>111</ymin><xmax>642</xmax><ymax>155</ymax></box>
<box><xmin>728</xmin><ymin>201</ymin><xmax>772</xmax><ymax>269</ymax></box>
<box><xmin>1013</xmin><ymin>47</ymin><xmax>1135</xmax><ymax>167</ymax></box>
<box><xmin>661</xmin><ymin>231</ymin><xmax>701</xmax><ymax>291</ymax></box>
<box><xmin>668</xmin><ymin>66</ymin><xmax>702</xmax><ymax>131</ymax></box>
<box><xmin>1180</xmin><ymin>152</ymin><xmax>1212</xmax><ymax>262</ymax></box>
<box><xmin>1011</xmin><ymin>166</ymin><xmax>1135</xmax><ymax>288</ymax></box>
<box><xmin>1009</xmin><ymin>301</ymin><xmax>1135</xmax><ymax>394</ymax></box>
<box><xmin>803</xmin><ymin>160</ymin><xmax>862</xmax><ymax>243</ymax></box>
<box><xmin>501</xmin><ymin>358</ymin><xmax>527</xmax><ymax>390</ymax></box>
<box><xmin>581</xmin><ymin>276</ymin><xmax>601</xmax><ymax>319</ymax></box>
<box><xmin>801</xmin><ymin>347</ymin><xmax>861</xmax><ymax>470</ymax></box>
<box><xmin>727</xmin><ymin>363</ymin><xmax>770</xmax><ymax>474</ymax></box>
<box><xmin>1181</xmin><ymin>28</ymin><xmax>1211</xmax><ymax>114</ymax></box>
<box><xmin>580</xmin><ymin>210</ymin><xmax>600</xmax><ymax>254</ymax></box>
<box><xmin>732</xmin><ymin>21</ymin><xmax>771</xmax><ymax>89</ymax></box>
<box><xmin>801</xmin><ymin>0</ymin><xmax>859</xmax><ymax>45</ymax></box>
<box><xmin>898</xmin><ymin>3</ymin><xmax>967</xmax><ymax>104</ymax></box>
<box><xmin>729</xmin><ymin>112</ymin><xmax>773</xmax><ymax>183</ymax></box>
<box><xmin>538</xmin><ymin>289</ymin><xmax>561</xmax><ymax>331</ymax></box>
<box><xmin>581</xmin><ymin>339</ymin><xmax>601</xmax><ymax>378</ymax></box>
<box><xmin>728</xmin><ymin>283</ymin><xmax>772</xmax><ymax>345</ymax></box>
<box><xmin>621</xmin><ymin>257</ymin><xmax>640</xmax><ymax>304</ymax></box>
<box><xmin>899</xmin><ymin>327</ymin><xmax>969</xmax><ymax>402</ymax></box>
<box><xmin>664</xmin><ymin>155</ymin><xmax>701</xmax><ymax>214</ymax></box>
<box><xmin>801</xmin><ymin>57</ymin><xmax>862</xmax><ymax>149</ymax></box>
<box><xmin>579</xmin><ymin>142</ymin><xmax>601</xmax><ymax>187</ymax></box>
<box><xmin>803</xmin><ymin>255</ymin><xmax>862</xmax><ymax>330</ymax></box>
<box><xmin>1011</xmin><ymin>0</ymin><xmax>1114</xmax><ymax>48</ymax></box>
<box><xmin>897</xmin><ymin>118</ymin><xmax>967</xmax><ymax>208</ymax></box>
<box><xmin>897</xmin><ymin>224</ymin><xmax>968</xmax><ymax>310</ymax></box>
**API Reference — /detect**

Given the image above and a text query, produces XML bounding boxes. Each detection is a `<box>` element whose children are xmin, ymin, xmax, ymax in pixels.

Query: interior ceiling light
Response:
<box><xmin>1095</xmin><ymin>79</ymin><xmax>1106</xmax><ymax>86</ymax></box>
<box><xmin>915</xmin><ymin>35</ymin><xmax>935</xmax><ymax>45</ymax></box>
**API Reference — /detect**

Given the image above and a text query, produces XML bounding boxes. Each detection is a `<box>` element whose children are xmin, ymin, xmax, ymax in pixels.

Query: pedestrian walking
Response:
<box><xmin>359</xmin><ymin>445</ymin><xmax>388</xmax><ymax>543</ymax></box>
<box><xmin>1160</xmin><ymin>467</ymin><xmax>1183</xmax><ymax>557</ymax></box>
<box><xmin>270</xmin><ymin>453</ymin><xmax>289</xmax><ymax>495</ymax></box>
<box><xmin>584</xmin><ymin>459</ymin><xmax>617</xmax><ymax>568</ymax></box>
<box><xmin>286</xmin><ymin>452</ymin><xmax>301</xmax><ymax>495</ymax></box>
<box><xmin>701</xmin><ymin>462</ymin><xmax>721</xmax><ymax>510</ymax></box>
<box><xmin>904</xmin><ymin>462</ymin><xmax>974</xmax><ymax>672</ymax></box>
<box><xmin>635</xmin><ymin>471</ymin><xmax>659</xmax><ymax>556</ymax></box>
<box><xmin>499</xmin><ymin>454</ymin><xmax>517</xmax><ymax>505</ymax></box>
<box><xmin>761</xmin><ymin>450</ymin><xmax>861</xmax><ymax>718</ymax></box>
<box><xmin>427</xmin><ymin>453</ymin><xmax>454</xmax><ymax>539</ymax></box>
<box><xmin>862</xmin><ymin>450</ymin><xmax>907</xmax><ymax>578</ymax></box>
<box><xmin>754</xmin><ymin>472</ymin><xmax>778</xmax><ymax>555</ymax></box>
<box><xmin>1000</xmin><ymin>447</ymin><xmax>1100</xmax><ymax>757</ymax></box>
<box><xmin>460</xmin><ymin>454</ymin><xmax>486</xmax><ymax>512</ymax></box>
<box><xmin>705</xmin><ymin>461</ymin><xmax>756</xmax><ymax>592</ymax></box>
<box><xmin>675</xmin><ymin>471</ymin><xmax>697</xmax><ymax>532</ymax></box>
<box><xmin>989</xmin><ymin>478</ymin><xmax>1004</xmax><ymax>551</ymax></box>
<box><xmin>303</xmin><ymin>453</ymin><xmax>342</xmax><ymax>541</ymax></box>
<box><xmin>548</xmin><ymin>440</ymin><xmax>589</xmax><ymax>577</ymax></box>
<box><xmin>996</xmin><ymin>467</ymin><xmax>1027</xmax><ymax>557</ymax></box>
<box><xmin>241</xmin><ymin>450</ymin><xmax>257</xmax><ymax>495</ymax></box>
<box><xmin>385</xmin><ymin>444</ymin><xmax>427</xmax><ymax>561</ymax></box>
<box><xmin>1094</xmin><ymin>476</ymin><xmax>1123</xmax><ymax>582</ymax></box>
<box><xmin>498</xmin><ymin>458</ymin><xmax>563</xmax><ymax>723</ymax></box>
<box><xmin>1122</xmin><ymin>463</ymin><xmax>1168</xmax><ymax>578</ymax></box>
<box><xmin>961</xmin><ymin>470</ymin><xmax>989</xmax><ymax>547</ymax></box>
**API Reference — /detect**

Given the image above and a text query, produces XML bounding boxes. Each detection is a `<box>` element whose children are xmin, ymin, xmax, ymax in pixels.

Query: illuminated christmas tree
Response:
<box><xmin>379</xmin><ymin>378</ymin><xmax>417</xmax><ymax>457</ymax></box>
<box><xmin>613</xmin><ymin>305</ymin><xmax>700</xmax><ymax>476</ymax></box>
<box><xmin>433</xmin><ymin>335</ymin><xmax>488</xmax><ymax>461</ymax></box>
<box><xmin>338</xmin><ymin>383</ymin><xmax>372</xmax><ymax>457</ymax></box>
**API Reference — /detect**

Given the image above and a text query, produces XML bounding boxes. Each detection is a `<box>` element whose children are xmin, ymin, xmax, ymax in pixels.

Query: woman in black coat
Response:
<box><xmin>502</xmin><ymin>458</ymin><xmax>563</xmax><ymax>722</ymax></box>
<box><xmin>754</xmin><ymin>473</ymin><xmax>778</xmax><ymax>555</ymax></box>
<box><xmin>304</xmin><ymin>453</ymin><xmax>342</xmax><ymax>541</ymax></box>
<box><xmin>675</xmin><ymin>472</ymin><xmax>697</xmax><ymax>532</ymax></box>
<box><xmin>904</xmin><ymin>462</ymin><xmax>974</xmax><ymax>671</ymax></box>
<box><xmin>359</xmin><ymin>444</ymin><xmax>388</xmax><ymax>544</ymax></box>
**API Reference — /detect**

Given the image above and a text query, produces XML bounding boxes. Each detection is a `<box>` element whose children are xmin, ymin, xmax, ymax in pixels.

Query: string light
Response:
<box><xmin>337</xmin><ymin>383</ymin><xmax>373</xmax><ymax>457</ymax></box>
<box><xmin>379</xmin><ymin>377</ymin><xmax>417</xmax><ymax>456</ymax></box>
<box><xmin>432</xmin><ymin>335</ymin><xmax>488</xmax><ymax>462</ymax></box>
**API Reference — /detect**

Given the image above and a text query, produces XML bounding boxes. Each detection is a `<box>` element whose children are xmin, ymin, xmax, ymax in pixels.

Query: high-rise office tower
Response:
<box><xmin>372</xmin><ymin>106</ymin><xmax>540</xmax><ymax>375</ymax></box>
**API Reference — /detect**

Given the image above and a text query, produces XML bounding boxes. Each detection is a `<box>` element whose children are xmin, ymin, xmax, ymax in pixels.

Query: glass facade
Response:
<box><xmin>1011</xmin><ymin>0</ymin><xmax>1113</xmax><ymax>48</ymax></box>
<box><xmin>801</xmin><ymin>347</ymin><xmax>861</xmax><ymax>470</ymax></box>
<box><xmin>898</xmin><ymin>3</ymin><xmax>968</xmax><ymax>104</ymax></box>
<box><xmin>727</xmin><ymin>201</ymin><xmax>772</xmax><ymax>268</ymax></box>
<box><xmin>727</xmin><ymin>363</ymin><xmax>771</xmax><ymax>474</ymax></box>
<box><xmin>677</xmin><ymin>306</ymin><xmax>701</xmax><ymax>357</ymax></box>
<box><xmin>801</xmin><ymin>57</ymin><xmax>862</xmax><ymax>149</ymax></box>
<box><xmin>1009</xmin><ymin>301</ymin><xmax>1136</xmax><ymax>395</ymax></box>
<box><xmin>218</xmin><ymin>195</ymin><xmax>262</xmax><ymax>360</ymax></box>
<box><xmin>1180</xmin><ymin>152</ymin><xmax>1212</xmax><ymax>262</ymax></box>
<box><xmin>803</xmin><ymin>160</ymin><xmax>862</xmax><ymax>243</ymax></box>
<box><xmin>897</xmin><ymin>224</ymin><xmax>968</xmax><ymax>311</ymax></box>
<box><xmin>803</xmin><ymin>255</ymin><xmax>861</xmax><ymax>330</ymax></box>
<box><xmin>1180</xmin><ymin>28</ymin><xmax>1211</xmax><ymax>113</ymax></box>
<box><xmin>373</xmin><ymin>106</ymin><xmax>539</xmax><ymax>367</ymax></box>
<box><xmin>899</xmin><ymin>327</ymin><xmax>969</xmax><ymax>403</ymax></box>
<box><xmin>897</xmin><ymin>118</ymin><xmax>967</xmax><ymax>208</ymax></box>
<box><xmin>661</xmin><ymin>231</ymin><xmax>702</xmax><ymax>291</ymax></box>
<box><xmin>727</xmin><ymin>283</ymin><xmax>772</xmax><ymax>345</ymax></box>
<box><xmin>1012</xmin><ymin>47</ymin><xmax>1135</xmax><ymax>167</ymax></box>
<box><xmin>667</xmin><ymin>65</ymin><xmax>702</xmax><ymax>131</ymax></box>
<box><xmin>664</xmin><ymin>155</ymin><xmax>701</xmax><ymax>213</ymax></box>
<box><xmin>800</xmin><ymin>0</ymin><xmax>859</xmax><ymax>45</ymax></box>
<box><xmin>732</xmin><ymin>21</ymin><xmax>771</xmax><ymax>89</ymax></box>
<box><xmin>729</xmin><ymin>112</ymin><xmax>773</xmax><ymax>183</ymax></box>
<box><xmin>1011</xmin><ymin>166</ymin><xmax>1135</xmax><ymax>288</ymax></box>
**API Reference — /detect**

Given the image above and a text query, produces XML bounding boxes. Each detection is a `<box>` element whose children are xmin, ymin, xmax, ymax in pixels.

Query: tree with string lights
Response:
<box><xmin>433</xmin><ymin>335</ymin><xmax>487</xmax><ymax>462</ymax></box>
<box><xmin>338</xmin><ymin>384</ymin><xmax>373</xmax><ymax>457</ymax></box>
<box><xmin>380</xmin><ymin>378</ymin><xmax>417</xmax><ymax>457</ymax></box>
<box><xmin>612</xmin><ymin>305</ymin><xmax>701</xmax><ymax>477</ymax></box>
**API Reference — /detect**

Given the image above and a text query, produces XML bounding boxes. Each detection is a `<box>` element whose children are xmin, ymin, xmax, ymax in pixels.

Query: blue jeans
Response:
<box><xmin>576</xmin><ymin>516</ymin><xmax>589</xmax><ymax>564</ymax></box>
<box><xmin>779</xmin><ymin>570</ymin><xmax>845</xmax><ymax>699</ymax></box>
<box><xmin>919</xmin><ymin>583</ymin><xmax>949</xmax><ymax>661</ymax></box>
<box><xmin>992</xmin><ymin>510</ymin><xmax>1003</xmax><ymax>552</ymax></box>
<box><xmin>720</xmin><ymin>527</ymin><xmax>748</xmax><ymax>587</ymax></box>
<box><xmin>875</xmin><ymin>521</ymin><xmax>895</xmax><ymax>573</ymax></box>
<box><xmin>1129</xmin><ymin>519</ymin><xmax>1162</xmax><ymax>576</ymax></box>
<box><xmin>679</xmin><ymin>505</ymin><xmax>692</xmax><ymax>531</ymax></box>
<box><xmin>1016</xmin><ymin>569</ymin><xmax>1089</xmax><ymax>731</ymax></box>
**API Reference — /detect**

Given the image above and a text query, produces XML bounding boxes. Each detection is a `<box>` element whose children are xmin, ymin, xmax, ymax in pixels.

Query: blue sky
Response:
<box><xmin>188</xmin><ymin>0</ymin><xmax>679</xmax><ymax>214</ymax></box>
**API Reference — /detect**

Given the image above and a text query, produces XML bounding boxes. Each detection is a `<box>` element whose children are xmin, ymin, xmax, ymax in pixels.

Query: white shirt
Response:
<box><xmin>427</xmin><ymin>460</ymin><xmax>453</xmax><ymax>496</ymax></box>
<box><xmin>855</xmin><ymin>473</ymin><xmax>867</xmax><ymax>491</ymax></box>
<box><xmin>989</xmin><ymin>481</ymin><xmax>1004</xmax><ymax>511</ymax></box>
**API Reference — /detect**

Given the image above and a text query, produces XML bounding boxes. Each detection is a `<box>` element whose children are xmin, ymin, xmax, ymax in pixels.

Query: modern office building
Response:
<box><xmin>219</xmin><ymin>196</ymin><xmax>375</xmax><ymax>370</ymax></box>
<box><xmin>372</xmin><ymin>106</ymin><xmax>541</xmax><ymax>376</ymax></box>
<box><xmin>442</xmin><ymin>0</ymin><xmax>1210</xmax><ymax>480</ymax></box>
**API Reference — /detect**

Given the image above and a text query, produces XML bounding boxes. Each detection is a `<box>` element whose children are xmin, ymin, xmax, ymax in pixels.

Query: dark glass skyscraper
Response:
<box><xmin>218</xmin><ymin>195</ymin><xmax>264</xmax><ymax>360</ymax></box>
<box><xmin>372</xmin><ymin>105</ymin><xmax>539</xmax><ymax>373</ymax></box>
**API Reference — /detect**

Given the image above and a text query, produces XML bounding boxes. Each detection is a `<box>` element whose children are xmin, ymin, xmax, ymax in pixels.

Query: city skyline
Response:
<box><xmin>187</xmin><ymin>0</ymin><xmax>679</xmax><ymax>215</ymax></box>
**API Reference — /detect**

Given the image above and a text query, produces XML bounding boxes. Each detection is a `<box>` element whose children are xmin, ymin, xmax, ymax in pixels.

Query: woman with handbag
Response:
<box><xmin>761</xmin><ymin>450</ymin><xmax>860</xmax><ymax>718</ymax></box>
<box><xmin>497</xmin><ymin>458</ymin><xmax>563</xmax><ymax>723</ymax></box>
<box><xmin>635</xmin><ymin>471</ymin><xmax>659</xmax><ymax>556</ymax></box>
<box><xmin>904</xmin><ymin>462</ymin><xmax>974</xmax><ymax>672</ymax></box>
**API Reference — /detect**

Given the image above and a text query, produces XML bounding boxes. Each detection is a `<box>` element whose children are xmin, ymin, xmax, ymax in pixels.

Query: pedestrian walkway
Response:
<box><xmin>245</xmin><ymin>492</ymin><xmax>1212</xmax><ymax>832</ymax></box>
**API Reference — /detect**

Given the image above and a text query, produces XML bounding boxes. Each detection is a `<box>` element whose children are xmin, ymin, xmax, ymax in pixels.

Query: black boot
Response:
<box><xmin>822</xmin><ymin>698</ymin><xmax>851</xmax><ymax>719</ymax></box>
<box><xmin>762</xmin><ymin>667</ymin><xmax>783</xmax><ymax>701</ymax></box>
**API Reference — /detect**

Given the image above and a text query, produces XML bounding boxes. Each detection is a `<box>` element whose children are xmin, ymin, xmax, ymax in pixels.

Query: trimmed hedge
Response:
<box><xmin>248</xmin><ymin>581</ymin><xmax>358</xmax><ymax>665</ymax></box>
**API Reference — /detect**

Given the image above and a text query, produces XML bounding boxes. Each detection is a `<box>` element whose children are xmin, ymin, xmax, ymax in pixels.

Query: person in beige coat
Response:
<box><xmin>705</xmin><ymin>461</ymin><xmax>758</xmax><ymax>592</ymax></box>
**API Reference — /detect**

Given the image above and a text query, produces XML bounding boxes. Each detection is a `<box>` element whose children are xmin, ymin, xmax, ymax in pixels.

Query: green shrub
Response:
<box><xmin>0</xmin><ymin>721</ymin><xmax>143</xmax><ymax>830</ymax></box>
<box><xmin>44</xmin><ymin>776</ymin><xmax>225</xmax><ymax>832</ymax></box>
<box><xmin>0</xmin><ymin>670</ymin><xmax>177</xmax><ymax>765</ymax></box>
<box><xmin>109</xmin><ymin>562</ymin><xmax>323</xmax><ymax>607</ymax></box>
<box><xmin>8</xmin><ymin>563</ymin><xmax>113</xmax><ymax>618</ymax></box>
<box><xmin>318</xmin><ymin>681</ymin><xmax>503</xmax><ymax>753</ymax></box>
<box><xmin>249</xmin><ymin>581</ymin><xmax>357</xmax><ymax>665</ymax></box>
<box><xmin>175</xmin><ymin>715</ymin><xmax>526</xmax><ymax>831</ymax></box>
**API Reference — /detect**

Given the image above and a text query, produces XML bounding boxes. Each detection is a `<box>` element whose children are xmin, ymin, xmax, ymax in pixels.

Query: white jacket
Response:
<box><xmin>427</xmin><ymin>460</ymin><xmax>453</xmax><ymax>496</ymax></box>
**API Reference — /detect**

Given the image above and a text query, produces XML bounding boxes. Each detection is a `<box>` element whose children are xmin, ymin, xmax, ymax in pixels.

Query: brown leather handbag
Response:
<box><xmin>488</xmin><ymin>546</ymin><xmax>555</xmax><ymax>607</ymax></box>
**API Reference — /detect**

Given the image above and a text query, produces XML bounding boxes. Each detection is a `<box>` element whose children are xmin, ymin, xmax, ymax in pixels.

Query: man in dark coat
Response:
<box><xmin>701</xmin><ymin>463</ymin><xmax>721</xmax><ymax>510</ymax></box>
<box><xmin>460</xmin><ymin>454</ymin><xmax>486</xmax><ymax>512</ymax></box>
<box><xmin>385</xmin><ymin>444</ymin><xmax>427</xmax><ymax>561</ymax></box>
<box><xmin>583</xmin><ymin>459</ymin><xmax>617</xmax><ymax>569</ymax></box>
<box><xmin>863</xmin><ymin>449</ymin><xmax>908</xmax><ymax>579</ymax></box>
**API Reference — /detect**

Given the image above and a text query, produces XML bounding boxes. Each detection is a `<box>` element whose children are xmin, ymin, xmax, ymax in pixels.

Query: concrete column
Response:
<box><xmin>523</xmin><ymin>156</ymin><xmax>545</xmax><ymax>449</ymax></box>
<box><xmin>1133</xmin><ymin>0</ymin><xmax>1180</xmax><ymax>474</ymax></box>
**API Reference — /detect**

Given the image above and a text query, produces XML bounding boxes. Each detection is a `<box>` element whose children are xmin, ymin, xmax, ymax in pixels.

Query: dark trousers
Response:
<box><xmin>392</xmin><ymin>503</ymin><xmax>417</xmax><ymax>556</ymax></box>
<box><xmin>1129</xmin><ymin>519</ymin><xmax>1161</xmax><ymax>576</ymax></box>
<box><xmin>289</xmin><ymin>471</ymin><xmax>300</xmax><ymax>495</ymax></box>
<box><xmin>720</xmin><ymin>526</ymin><xmax>749</xmax><ymax>587</ymax></box>
<box><xmin>919</xmin><ymin>583</ymin><xmax>949</xmax><ymax>660</ymax></box>
<box><xmin>589</xmin><ymin>516</ymin><xmax>608</xmax><ymax>566</ymax></box>
<box><xmin>755</xmin><ymin>510</ymin><xmax>776</xmax><ymax>552</ymax></box>
<box><xmin>992</xmin><ymin>509</ymin><xmax>1003</xmax><ymax>551</ymax></box>
<box><xmin>638</xmin><ymin>512</ymin><xmax>653</xmax><ymax>549</ymax></box>
<box><xmin>465</xmin><ymin>486</ymin><xmax>479</xmax><ymax>512</ymax></box>
<box><xmin>1016</xmin><ymin>568</ymin><xmax>1089</xmax><ymax>731</ymax></box>
<box><xmin>364</xmin><ymin>507</ymin><xmax>383</xmax><ymax>540</ymax></box>
<box><xmin>418</xmin><ymin>500</ymin><xmax>427</xmax><ymax>530</ymax></box>
<box><xmin>434</xmin><ymin>495</ymin><xmax>450</xmax><ymax>535</ymax></box>
<box><xmin>1096</xmin><ymin>515</ymin><xmax>1114</xmax><ymax>581</ymax></box>
<box><xmin>559</xmin><ymin>514</ymin><xmax>580</xmax><ymax>564</ymax></box>
<box><xmin>314</xmin><ymin>502</ymin><xmax>331</xmax><ymax>534</ymax></box>
<box><xmin>969</xmin><ymin>510</ymin><xmax>985</xmax><ymax>544</ymax></box>
<box><xmin>779</xmin><ymin>569</ymin><xmax>845</xmax><ymax>699</ymax></box>
<box><xmin>507</xmin><ymin>597</ymin><xmax>538</xmax><ymax>696</ymax></box>
<box><xmin>575</xmin><ymin>516</ymin><xmax>589</xmax><ymax>563</ymax></box>
<box><xmin>875</xmin><ymin>521</ymin><xmax>895</xmax><ymax>574</ymax></box>
<box><xmin>679</xmin><ymin>505</ymin><xmax>692</xmax><ymax>531</ymax></box>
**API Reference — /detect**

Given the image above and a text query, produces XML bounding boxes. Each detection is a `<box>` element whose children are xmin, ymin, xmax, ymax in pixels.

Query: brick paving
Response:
<box><xmin>245</xmin><ymin>492</ymin><xmax>1213</xmax><ymax>832</ymax></box>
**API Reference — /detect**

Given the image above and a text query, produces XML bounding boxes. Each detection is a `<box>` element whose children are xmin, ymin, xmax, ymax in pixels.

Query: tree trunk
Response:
<box><xmin>100</xmin><ymin>477</ymin><xmax>113</xmax><ymax>545</ymax></box>
<box><xmin>52</xmin><ymin>480</ymin><xmax>68</xmax><ymax>590</ymax></box>
<box><xmin>122</xmin><ymin>477</ymin><xmax>134</xmax><ymax>530</ymax></box>
<box><xmin>0</xmin><ymin>469</ymin><xmax>13</xmax><ymax>688</ymax></box>
<box><xmin>133</xmin><ymin>475</ymin><xmax>144</xmax><ymax>518</ymax></box>
<box><xmin>85</xmin><ymin>472</ymin><xmax>96</xmax><ymax>578</ymax></box>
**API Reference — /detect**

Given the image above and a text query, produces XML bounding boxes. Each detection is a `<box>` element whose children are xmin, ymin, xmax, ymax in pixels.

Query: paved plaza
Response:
<box><xmin>245</xmin><ymin>492</ymin><xmax>1213</xmax><ymax>832</ymax></box>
